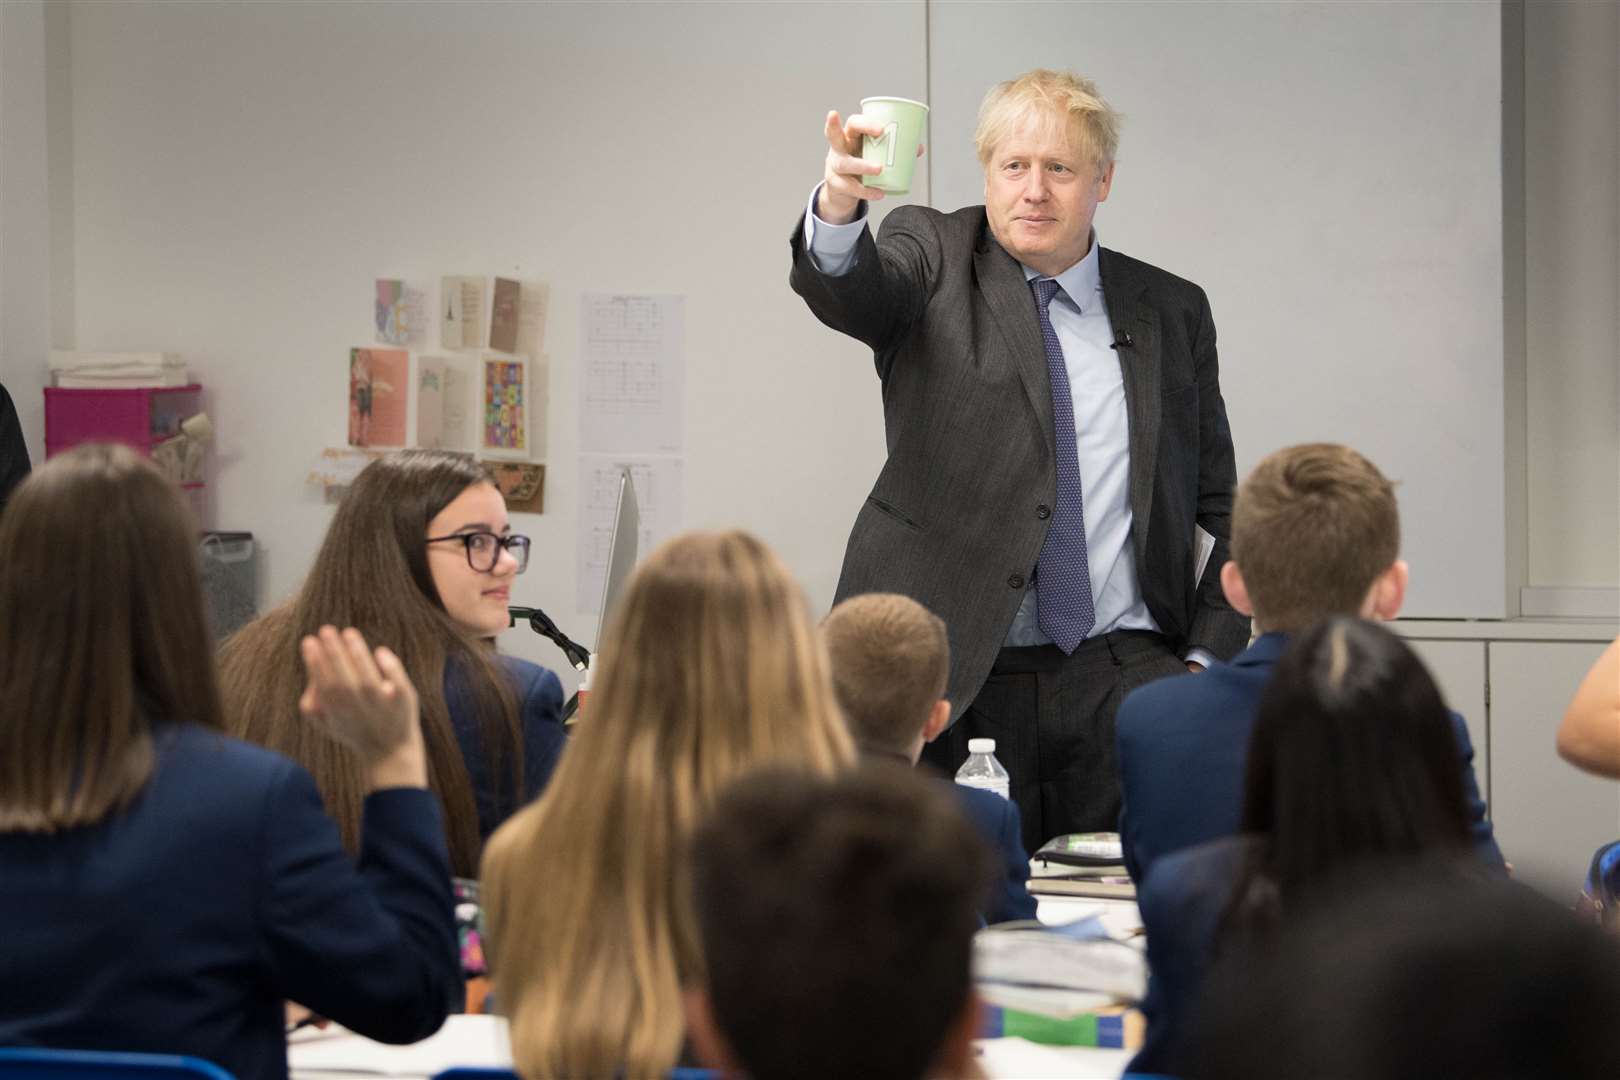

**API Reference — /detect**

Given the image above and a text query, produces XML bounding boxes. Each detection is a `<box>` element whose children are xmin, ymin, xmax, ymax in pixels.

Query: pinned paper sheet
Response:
<box><xmin>576</xmin><ymin>454</ymin><xmax>682</xmax><ymax>613</ymax></box>
<box><xmin>348</xmin><ymin>348</ymin><xmax>408</xmax><ymax>447</ymax></box>
<box><xmin>484</xmin><ymin>460</ymin><xmax>544</xmax><ymax>513</ymax></box>
<box><xmin>489</xmin><ymin>277</ymin><xmax>521</xmax><ymax>354</ymax></box>
<box><xmin>515</xmin><ymin>280</ymin><xmax>550</xmax><ymax>359</ymax></box>
<box><xmin>375</xmin><ymin>279</ymin><xmax>428</xmax><ymax>346</ymax></box>
<box><xmin>441</xmin><ymin>276</ymin><xmax>486</xmax><ymax>350</ymax></box>
<box><xmin>580</xmin><ymin>293</ymin><xmax>685</xmax><ymax>454</ymax></box>
<box><xmin>481</xmin><ymin>355</ymin><xmax>528</xmax><ymax>454</ymax></box>
<box><xmin>417</xmin><ymin>356</ymin><xmax>471</xmax><ymax>450</ymax></box>
<box><xmin>308</xmin><ymin>447</ymin><xmax>385</xmax><ymax>502</ymax></box>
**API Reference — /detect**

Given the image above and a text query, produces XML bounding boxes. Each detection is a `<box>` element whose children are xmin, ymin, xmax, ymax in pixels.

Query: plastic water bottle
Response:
<box><xmin>955</xmin><ymin>738</ymin><xmax>1011</xmax><ymax>801</ymax></box>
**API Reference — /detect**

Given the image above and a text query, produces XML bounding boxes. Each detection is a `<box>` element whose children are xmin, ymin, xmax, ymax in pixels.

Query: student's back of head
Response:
<box><xmin>822</xmin><ymin>592</ymin><xmax>951</xmax><ymax>759</ymax></box>
<box><xmin>481</xmin><ymin>529</ymin><xmax>854</xmax><ymax>1079</ymax></box>
<box><xmin>0</xmin><ymin>442</ymin><xmax>223</xmax><ymax>830</ymax></box>
<box><xmin>687</xmin><ymin>764</ymin><xmax>992</xmax><ymax>1080</ymax></box>
<box><xmin>1225</xmin><ymin>443</ymin><xmax>1406</xmax><ymax>633</ymax></box>
<box><xmin>1227</xmin><ymin>616</ymin><xmax>1471</xmax><ymax>932</ymax></box>
<box><xmin>1191</xmin><ymin>865</ymin><xmax>1620</xmax><ymax>1080</ymax></box>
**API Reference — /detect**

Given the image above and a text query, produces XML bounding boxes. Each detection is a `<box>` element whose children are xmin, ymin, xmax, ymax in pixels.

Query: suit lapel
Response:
<box><xmin>974</xmin><ymin>231</ymin><xmax>1054</xmax><ymax>458</ymax></box>
<box><xmin>1100</xmin><ymin>248</ymin><xmax>1161</xmax><ymax>564</ymax></box>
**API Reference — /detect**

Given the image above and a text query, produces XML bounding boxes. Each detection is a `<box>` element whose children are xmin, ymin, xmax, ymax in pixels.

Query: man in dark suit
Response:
<box><xmin>822</xmin><ymin>592</ymin><xmax>1036</xmax><ymax>925</ymax></box>
<box><xmin>1115</xmin><ymin>443</ymin><xmax>1504</xmax><ymax>884</ymax></box>
<box><xmin>792</xmin><ymin>70</ymin><xmax>1249</xmax><ymax>848</ymax></box>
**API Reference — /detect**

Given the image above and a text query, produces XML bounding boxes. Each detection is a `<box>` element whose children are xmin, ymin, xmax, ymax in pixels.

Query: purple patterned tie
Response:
<box><xmin>1031</xmin><ymin>277</ymin><xmax>1096</xmax><ymax>654</ymax></box>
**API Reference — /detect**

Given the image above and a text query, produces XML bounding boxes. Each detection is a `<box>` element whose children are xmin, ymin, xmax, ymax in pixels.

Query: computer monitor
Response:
<box><xmin>595</xmin><ymin>465</ymin><xmax>639</xmax><ymax>643</ymax></box>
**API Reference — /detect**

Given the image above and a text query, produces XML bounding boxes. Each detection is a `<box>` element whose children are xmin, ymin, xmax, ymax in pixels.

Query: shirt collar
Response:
<box><xmin>1021</xmin><ymin>230</ymin><xmax>1102</xmax><ymax>311</ymax></box>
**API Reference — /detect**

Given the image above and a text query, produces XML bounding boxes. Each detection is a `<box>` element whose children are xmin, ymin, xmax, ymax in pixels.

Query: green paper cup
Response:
<box><xmin>860</xmin><ymin>96</ymin><xmax>928</xmax><ymax>195</ymax></box>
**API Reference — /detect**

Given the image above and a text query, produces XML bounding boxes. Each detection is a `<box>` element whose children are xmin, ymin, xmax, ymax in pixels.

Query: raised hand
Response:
<box><xmin>298</xmin><ymin>626</ymin><xmax>422</xmax><ymax>770</ymax></box>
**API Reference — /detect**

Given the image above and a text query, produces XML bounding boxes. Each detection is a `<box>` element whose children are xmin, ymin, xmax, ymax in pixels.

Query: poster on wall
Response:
<box><xmin>441</xmin><ymin>276</ymin><xmax>486</xmax><ymax>350</ymax></box>
<box><xmin>419</xmin><ymin>356</ymin><xmax>473</xmax><ymax>450</ymax></box>
<box><xmin>484</xmin><ymin>460</ymin><xmax>545</xmax><ymax>514</ymax></box>
<box><xmin>579</xmin><ymin>292</ymin><xmax>684</xmax><ymax>454</ymax></box>
<box><xmin>375</xmin><ymin>279</ymin><xmax>428</xmax><ymax>346</ymax></box>
<box><xmin>489</xmin><ymin>277</ymin><xmax>521</xmax><ymax>354</ymax></box>
<box><xmin>481</xmin><ymin>355</ymin><xmax>528</xmax><ymax>454</ymax></box>
<box><xmin>348</xmin><ymin>347</ymin><xmax>408</xmax><ymax>447</ymax></box>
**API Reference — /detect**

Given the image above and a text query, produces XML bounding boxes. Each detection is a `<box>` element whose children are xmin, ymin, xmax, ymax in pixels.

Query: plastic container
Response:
<box><xmin>956</xmin><ymin>737</ymin><xmax>1011</xmax><ymax>800</ymax></box>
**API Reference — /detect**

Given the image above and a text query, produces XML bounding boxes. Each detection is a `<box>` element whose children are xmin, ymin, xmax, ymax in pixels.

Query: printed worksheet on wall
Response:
<box><xmin>575</xmin><ymin>453</ymin><xmax>684</xmax><ymax>614</ymax></box>
<box><xmin>579</xmin><ymin>293</ymin><xmax>685</xmax><ymax>454</ymax></box>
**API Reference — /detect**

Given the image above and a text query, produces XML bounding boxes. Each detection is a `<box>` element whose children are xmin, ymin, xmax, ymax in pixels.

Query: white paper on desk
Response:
<box><xmin>978</xmin><ymin>1036</ymin><xmax>1132</xmax><ymax>1079</ymax></box>
<box><xmin>579</xmin><ymin>293</ymin><xmax>685</xmax><ymax>454</ymax></box>
<box><xmin>576</xmin><ymin>454</ymin><xmax>683</xmax><ymax>614</ymax></box>
<box><xmin>1194</xmin><ymin>524</ymin><xmax>1217</xmax><ymax>586</ymax></box>
<box><xmin>288</xmin><ymin>1015</ymin><xmax>511</xmax><ymax>1075</ymax></box>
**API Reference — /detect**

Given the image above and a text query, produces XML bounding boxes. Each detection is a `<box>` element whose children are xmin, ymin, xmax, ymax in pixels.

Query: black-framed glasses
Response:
<box><xmin>426</xmin><ymin>531</ymin><xmax>531</xmax><ymax>574</ymax></box>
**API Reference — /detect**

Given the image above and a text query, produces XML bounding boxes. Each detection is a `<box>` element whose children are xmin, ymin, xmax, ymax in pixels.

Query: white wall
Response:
<box><xmin>931</xmin><ymin>0</ymin><xmax>1508</xmax><ymax>618</ymax></box>
<box><xmin>1523</xmin><ymin>0</ymin><xmax>1619</xmax><ymax>592</ymax></box>
<box><xmin>12</xmin><ymin>0</ymin><xmax>1614</xmax><ymax>685</ymax></box>
<box><xmin>0</xmin><ymin>0</ymin><xmax>53</xmax><ymax>456</ymax></box>
<box><xmin>63</xmin><ymin>0</ymin><xmax>925</xmax><ymax>682</ymax></box>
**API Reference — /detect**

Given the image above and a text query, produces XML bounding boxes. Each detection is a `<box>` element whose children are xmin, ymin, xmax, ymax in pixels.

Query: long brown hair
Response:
<box><xmin>481</xmin><ymin>530</ymin><xmax>854</xmax><ymax>1079</ymax></box>
<box><xmin>0</xmin><ymin>443</ymin><xmax>225</xmax><ymax>832</ymax></box>
<box><xmin>218</xmin><ymin>450</ymin><xmax>521</xmax><ymax>877</ymax></box>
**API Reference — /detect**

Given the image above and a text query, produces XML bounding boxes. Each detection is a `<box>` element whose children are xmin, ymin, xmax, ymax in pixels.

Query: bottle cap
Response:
<box><xmin>967</xmin><ymin>738</ymin><xmax>996</xmax><ymax>754</ymax></box>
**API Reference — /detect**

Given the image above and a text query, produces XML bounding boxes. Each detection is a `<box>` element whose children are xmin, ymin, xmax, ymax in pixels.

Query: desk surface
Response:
<box><xmin>290</xmin><ymin>1015</ymin><xmax>1133</xmax><ymax>1079</ymax></box>
<box><xmin>289</xmin><ymin>900</ymin><xmax>1144</xmax><ymax>1080</ymax></box>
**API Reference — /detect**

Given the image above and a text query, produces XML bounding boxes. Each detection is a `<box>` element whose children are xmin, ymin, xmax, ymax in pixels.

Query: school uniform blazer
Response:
<box><xmin>446</xmin><ymin>655</ymin><xmax>567</xmax><ymax>842</ymax></box>
<box><xmin>1129</xmin><ymin>834</ymin><xmax>1253</xmax><ymax>1076</ymax></box>
<box><xmin>0</xmin><ymin>723</ymin><xmax>460</xmax><ymax>1080</ymax></box>
<box><xmin>953</xmin><ymin>783</ymin><xmax>1039</xmax><ymax>925</ymax></box>
<box><xmin>790</xmin><ymin>204</ymin><xmax>1250</xmax><ymax>718</ymax></box>
<box><xmin>1115</xmin><ymin>632</ymin><xmax>1505</xmax><ymax>884</ymax></box>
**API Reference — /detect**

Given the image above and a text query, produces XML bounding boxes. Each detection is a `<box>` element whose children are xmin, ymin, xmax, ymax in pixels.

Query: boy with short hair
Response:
<box><xmin>685</xmin><ymin>766</ymin><xmax>992</xmax><ymax>1080</ymax></box>
<box><xmin>1115</xmin><ymin>443</ymin><xmax>1503</xmax><ymax>882</ymax></box>
<box><xmin>823</xmin><ymin>593</ymin><xmax>1037</xmax><ymax>923</ymax></box>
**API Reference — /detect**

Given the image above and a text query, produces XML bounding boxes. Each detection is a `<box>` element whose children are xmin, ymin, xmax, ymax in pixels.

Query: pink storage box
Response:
<box><xmin>44</xmin><ymin>385</ymin><xmax>207</xmax><ymax>524</ymax></box>
<box><xmin>44</xmin><ymin>385</ymin><xmax>202</xmax><ymax>458</ymax></box>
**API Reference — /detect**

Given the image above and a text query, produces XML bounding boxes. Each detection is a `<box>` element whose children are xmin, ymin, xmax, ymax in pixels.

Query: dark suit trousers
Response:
<box><xmin>922</xmin><ymin>629</ymin><xmax>1187</xmax><ymax>853</ymax></box>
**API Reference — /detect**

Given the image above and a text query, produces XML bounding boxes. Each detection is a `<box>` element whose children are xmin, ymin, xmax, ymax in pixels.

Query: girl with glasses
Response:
<box><xmin>0</xmin><ymin>444</ymin><xmax>458</xmax><ymax>1078</ymax></box>
<box><xmin>220</xmin><ymin>449</ymin><xmax>564</xmax><ymax>881</ymax></box>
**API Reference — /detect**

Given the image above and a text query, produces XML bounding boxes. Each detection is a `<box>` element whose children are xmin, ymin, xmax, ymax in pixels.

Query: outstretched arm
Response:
<box><xmin>1558</xmin><ymin>637</ymin><xmax>1620</xmax><ymax>780</ymax></box>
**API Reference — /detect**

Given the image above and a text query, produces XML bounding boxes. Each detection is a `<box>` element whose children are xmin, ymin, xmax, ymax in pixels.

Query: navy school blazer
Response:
<box><xmin>0</xmin><ymin>723</ymin><xmax>460</xmax><ymax>1080</ymax></box>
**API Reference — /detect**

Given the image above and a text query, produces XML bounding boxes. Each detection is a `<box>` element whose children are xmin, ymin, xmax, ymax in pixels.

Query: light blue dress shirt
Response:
<box><xmin>805</xmin><ymin>187</ymin><xmax>1212</xmax><ymax>668</ymax></box>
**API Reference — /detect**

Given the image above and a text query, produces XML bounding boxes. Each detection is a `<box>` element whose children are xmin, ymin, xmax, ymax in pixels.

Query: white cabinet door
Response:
<box><xmin>1404</xmin><ymin>639</ymin><xmax>1489</xmax><ymax>808</ymax></box>
<box><xmin>1488</xmin><ymin>641</ymin><xmax>1620</xmax><ymax>894</ymax></box>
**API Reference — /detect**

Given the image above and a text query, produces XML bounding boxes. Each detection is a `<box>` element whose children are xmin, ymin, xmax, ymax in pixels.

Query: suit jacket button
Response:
<box><xmin>1008</xmin><ymin>574</ymin><xmax>1025</xmax><ymax>590</ymax></box>
<box><xmin>1036</xmin><ymin>504</ymin><xmax>1051</xmax><ymax>520</ymax></box>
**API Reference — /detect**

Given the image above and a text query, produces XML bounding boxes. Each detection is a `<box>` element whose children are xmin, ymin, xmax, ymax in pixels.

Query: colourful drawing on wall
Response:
<box><xmin>349</xmin><ymin>347</ymin><xmax>408</xmax><ymax>447</ymax></box>
<box><xmin>482</xmin><ymin>356</ymin><xmax>527</xmax><ymax>452</ymax></box>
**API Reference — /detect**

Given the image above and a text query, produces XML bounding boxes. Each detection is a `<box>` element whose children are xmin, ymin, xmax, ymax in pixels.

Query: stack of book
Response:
<box><xmin>50</xmin><ymin>351</ymin><xmax>188</xmax><ymax>388</ymax></box>
<box><xmin>1027</xmin><ymin>831</ymin><xmax>1134</xmax><ymax>900</ymax></box>
<box><xmin>974</xmin><ymin>911</ymin><xmax>1147</xmax><ymax>1048</ymax></box>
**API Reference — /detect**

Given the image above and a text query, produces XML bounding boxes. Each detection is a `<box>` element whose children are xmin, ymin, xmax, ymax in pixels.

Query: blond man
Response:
<box><xmin>1113</xmin><ymin>443</ymin><xmax>1503</xmax><ymax>883</ymax></box>
<box><xmin>822</xmin><ymin>593</ymin><xmax>1036</xmax><ymax>924</ymax></box>
<box><xmin>792</xmin><ymin>70</ymin><xmax>1247</xmax><ymax>848</ymax></box>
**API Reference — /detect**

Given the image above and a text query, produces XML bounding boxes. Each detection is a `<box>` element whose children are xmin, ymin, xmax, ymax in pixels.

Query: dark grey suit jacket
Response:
<box><xmin>790</xmin><ymin>204</ymin><xmax>1249</xmax><ymax>717</ymax></box>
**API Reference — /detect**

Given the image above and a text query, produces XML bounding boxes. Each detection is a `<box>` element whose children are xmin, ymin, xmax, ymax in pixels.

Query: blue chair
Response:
<box><xmin>0</xmin><ymin>1049</ymin><xmax>234</xmax><ymax>1080</ymax></box>
<box><xmin>433</xmin><ymin>1070</ymin><xmax>715</xmax><ymax>1080</ymax></box>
